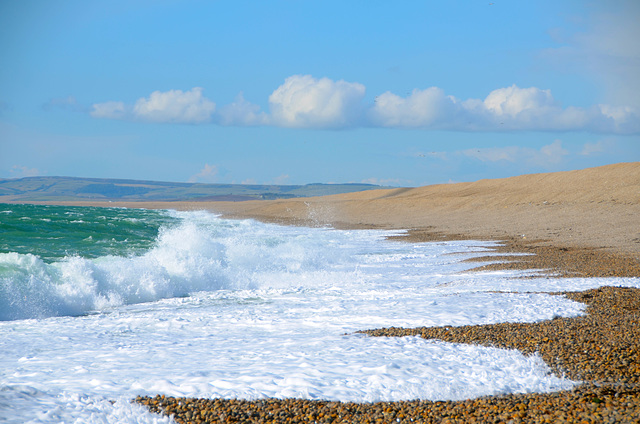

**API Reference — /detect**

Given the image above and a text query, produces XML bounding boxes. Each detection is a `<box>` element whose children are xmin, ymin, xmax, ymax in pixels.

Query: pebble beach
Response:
<box><xmin>40</xmin><ymin>163</ymin><xmax>640</xmax><ymax>423</ymax></box>
<box><xmin>135</xmin><ymin>269</ymin><xmax>640</xmax><ymax>424</ymax></box>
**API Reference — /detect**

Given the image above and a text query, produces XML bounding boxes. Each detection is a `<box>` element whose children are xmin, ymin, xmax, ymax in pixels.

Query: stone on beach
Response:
<box><xmin>61</xmin><ymin>163</ymin><xmax>639</xmax><ymax>423</ymax></box>
<box><xmin>135</xmin><ymin>287</ymin><xmax>640</xmax><ymax>423</ymax></box>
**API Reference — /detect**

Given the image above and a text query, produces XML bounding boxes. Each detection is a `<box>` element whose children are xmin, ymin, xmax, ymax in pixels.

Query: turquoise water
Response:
<box><xmin>0</xmin><ymin>204</ymin><xmax>183</xmax><ymax>320</ymax></box>
<box><xmin>0</xmin><ymin>204</ymin><xmax>178</xmax><ymax>262</ymax></box>
<box><xmin>2</xmin><ymin>203</ymin><xmax>639</xmax><ymax>422</ymax></box>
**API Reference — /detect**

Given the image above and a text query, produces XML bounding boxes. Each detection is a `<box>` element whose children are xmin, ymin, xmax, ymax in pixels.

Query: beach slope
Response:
<box><xmin>202</xmin><ymin>162</ymin><xmax>640</xmax><ymax>255</ymax></box>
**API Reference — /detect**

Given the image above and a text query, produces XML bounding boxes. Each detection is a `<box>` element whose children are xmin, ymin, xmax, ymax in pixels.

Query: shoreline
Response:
<box><xmin>136</xmin><ymin>286</ymin><xmax>640</xmax><ymax>423</ymax></box>
<box><xmin>6</xmin><ymin>163</ymin><xmax>638</xmax><ymax>277</ymax></box>
<box><xmin>4</xmin><ymin>163</ymin><xmax>639</xmax><ymax>422</ymax></box>
<box><xmin>126</xmin><ymin>164</ymin><xmax>639</xmax><ymax>422</ymax></box>
<box><xmin>5</xmin><ymin>200</ymin><xmax>639</xmax><ymax>278</ymax></box>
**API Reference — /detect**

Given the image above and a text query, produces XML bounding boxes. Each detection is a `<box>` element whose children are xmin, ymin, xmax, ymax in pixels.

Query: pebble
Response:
<box><xmin>388</xmin><ymin>232</ymin><xmax>640</xmax><ymax>278</ymax></box>
<box><xmin>136</xmin><ymin>380</ymin><xmax>640</xmax><ymax>423</ymax></box>
<box><xmin>135</xmin><ymin>238</ymin><xmax>640</xmax><ymax>423</ymax></box>
<box><xmin>135</xmin><ymin>287</ymin><xmax>640</xmax><ymax>423</ymax></box>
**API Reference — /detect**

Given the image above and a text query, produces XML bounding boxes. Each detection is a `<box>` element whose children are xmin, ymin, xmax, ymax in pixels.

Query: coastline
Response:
<box><xmin>14</xmin><ymin>162</ymin><xmax>639</xmax><ymax>277</ymax></box>
<box><xmin>4</xmin><ymin>162</ymin><xmax>639</xmax><ymax>422</ymax></box>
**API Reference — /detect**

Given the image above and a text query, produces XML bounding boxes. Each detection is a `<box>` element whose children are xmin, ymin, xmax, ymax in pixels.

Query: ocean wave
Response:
<box><xmin>0</xmin><ymin>212</ymin><xmax>344</xmax><ymax>321</ymax></box>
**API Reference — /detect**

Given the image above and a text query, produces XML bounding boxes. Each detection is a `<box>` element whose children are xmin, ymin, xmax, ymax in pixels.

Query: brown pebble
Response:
<box><xmin>134</xmin><ymin>233</ymin><xmax>640</xmax><ymax>423</ymax></box>
<box><xmin>135</xmin><ymin>287</ymin><xmax>640</xmax><ymax>423</ymax></box>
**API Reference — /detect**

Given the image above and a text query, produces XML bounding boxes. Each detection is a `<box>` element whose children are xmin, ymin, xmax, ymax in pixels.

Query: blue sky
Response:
<box><xmin>1</xmin><ymin>0</ymin><xmax>638</xmax><ymax>187</ymax></box>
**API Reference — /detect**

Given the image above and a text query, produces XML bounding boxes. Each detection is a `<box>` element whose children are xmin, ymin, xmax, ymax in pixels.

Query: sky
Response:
<box><xmin>1</xmin><ymin>0</ymin><xmax>639</xmax><ymax>187</ymax></box>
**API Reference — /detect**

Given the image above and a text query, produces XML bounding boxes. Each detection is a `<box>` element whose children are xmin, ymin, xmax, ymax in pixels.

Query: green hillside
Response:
<box><xmin>0</xmin><ymin>176</ymin><xmax>392</xmax><ymax>202</ymax></box>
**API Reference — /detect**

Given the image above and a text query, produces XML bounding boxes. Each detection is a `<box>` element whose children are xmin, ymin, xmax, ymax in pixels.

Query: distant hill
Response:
<box><xmin>0</xmin><ymin>176</ymin><xmax>392</xmax><ymax>202</ymax></box>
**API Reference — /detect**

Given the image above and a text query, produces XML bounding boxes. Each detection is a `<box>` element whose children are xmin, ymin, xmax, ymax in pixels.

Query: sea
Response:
<box><xmin>1</xmin><ymin>203</ymin><xmax>638</xmax><ymax>423</ymax></box>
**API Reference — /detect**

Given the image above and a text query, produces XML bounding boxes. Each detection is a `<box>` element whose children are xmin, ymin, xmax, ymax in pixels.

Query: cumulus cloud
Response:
<box><xmin>91</xmin><ymin>87</ymin><xmax>215</xmax><ymax>124</ymax></box>
<box><xmin>476</xmin><ymin>85</ymin><xmax>573</xmax><ymax>130</ymax></box>
<box><xmin>596</xmin><ymin>104</ymin><xmax>640</xmax><ymax>133</ymax></box>
<box><xmin>271</xmin><ymin>174</ymin><xmax>291</xmax><ymax>185</ymax></box>
<box><xmin>87</xmin><ymin>77</ymin><xmax>639</xmax><ymax>133</ymax></box>
<box><xmin>370</xmin><ymin>87</ymin><xmax>460</xmax><ymax>128</ymax></box>
<box><xmin>216</xmin><ymin>93</ymin><xmax>268</xmax><ymax>126</ymax></box>
<box><xmin>369</xmin><ymin>84</ymin><xmax>639</xmax><ymax>133</ymax></box>
<box><xmin>268</xmin><ymin>75</ymin><xmax>366</xmax><ymax>128</ymax></box>
<box><xmin>133</xmin><ymin>87</ymin><xmax>215</xmax><ymax>123</ymax></box>
<box><xmin>188</xmin><ymin>163</ymin><xmax>218</xmax><ymax>183</ymax></box>
<box><xmin>91</xmin><ymin>101</ymin><xmax>127</xmax><ymax>120</ymax></box>
<box><xmin>483</xmin><ymin>85</ymin><xmax>556</xmax><ymax>116</ymax></box>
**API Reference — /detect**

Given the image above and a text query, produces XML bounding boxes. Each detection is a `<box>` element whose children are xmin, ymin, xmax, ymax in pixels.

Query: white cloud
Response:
<box><xmin>596</xmin><ymin>104</ymin><xmax>640</xmax><ymax>133</ymax></box>
<box><xmin>87</xmin><ymin>77</ymin><xmax>639</xmax><ymax>133</ymax></box>
<box><xmin>538</xmin><ymin>140</ymin><xmax>569</xmax><ymax>165</ymax></box>
<box><xmin>369</xmin><ymin>84</ymin><xmax>638</xmax><ymax>133</ymax></box>
<box><xmin>268</xmin><ymin>75</ymin><xmax>366</xmax><ymax>128</ymax></box>
<box><xmin>369</xmin><ymin>87</ymin><xmax>460</xmax><ymax>128</ymax></box>
<box><xmin>271</xmin><ymin>174</ymin><xmax>290</xmax><ymax>185</ymax></box>
<box><xmin>216</xmin><ymin>93</ymin><xmax>268</xmax><ymax>126</ymax></box>
<box><xmin>188</xmin><ymin>163</ymin><xmax>218</xmax><ymax>183</ymax></box>
<box><xmin>483</xmin><ymin>85</ymin><xmax>556</xmax><ymax>116</ymax></box>
<box><xmin>580</xmin><ymin>139</ymin><xmax>620</xmax><ymax>157</ymax></box>
<box><xmin>91</xmin><ymin>88</ymin><xmax>215</xmax><ymax>124</ymax></box>
<box><xmin>462</xmin><ymin>140</ymin><xmax>569</xmax><ymax>168</ymax></box>
<box><xmin>133</xmin><ymin>87</ymin><xmax>215</xmax><ymax>123</ymax></box>
<box><xmin>90</xmin><ymin>101</ymin><xmax>127</xmax><ymax>120</ymax></box>
<box><xmin>10</xmin><ymin>165</ymin><xmax>40</xmax><ymax>178</ymax></box>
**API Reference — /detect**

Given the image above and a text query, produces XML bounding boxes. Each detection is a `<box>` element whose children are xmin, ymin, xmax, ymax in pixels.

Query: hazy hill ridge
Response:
<box><xmin>0</xmin><ymin>176</ymin><xmax>388</xmax><ymax>202</ymax></box>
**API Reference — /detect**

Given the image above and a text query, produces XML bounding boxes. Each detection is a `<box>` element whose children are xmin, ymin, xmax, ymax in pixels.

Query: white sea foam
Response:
<box><xmin>1</xmin><ymin>210</ymin><xmax>639</xmax><ymax>423</ymax></box>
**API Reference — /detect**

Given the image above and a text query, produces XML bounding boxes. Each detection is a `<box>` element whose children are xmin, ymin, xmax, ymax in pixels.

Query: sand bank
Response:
<box><xmin>36</xmin><ymin>162</ymin><xmax>640</xmax><ymax>277</ymax></box>
<box><xmin>196</xmin><ymin>162</ymin><xmax>640</xmax><ymax>254</ymax></box>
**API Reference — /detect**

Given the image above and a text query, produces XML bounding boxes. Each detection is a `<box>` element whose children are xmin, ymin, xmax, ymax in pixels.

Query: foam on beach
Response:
<box><xmin>1</xmin><ymin>207</ymin><xmax>639</xmax><ymax>423</ymax></box>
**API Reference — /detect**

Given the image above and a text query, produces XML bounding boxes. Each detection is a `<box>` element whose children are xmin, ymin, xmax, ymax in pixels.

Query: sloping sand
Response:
<box><xmin>16</xmin><ymin>162</ymin><xmax>639</xmax><ymax>275</ymax></box>
<box><xmin>189</xmin><ymin>162</ymin><xmax>640</xmax><ymax>255</ymax></box>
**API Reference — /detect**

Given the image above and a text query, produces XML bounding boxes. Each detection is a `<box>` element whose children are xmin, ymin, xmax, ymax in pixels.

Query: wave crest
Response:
<box><xmin>0</xmin><ymin>213</ymin><xmax>342</xmax><ymax>321</ymax></box>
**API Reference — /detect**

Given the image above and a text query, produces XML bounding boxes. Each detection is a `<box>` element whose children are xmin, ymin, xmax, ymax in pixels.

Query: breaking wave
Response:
<box><xmin>0</xmin><ymin>211</ymin><xmax>346</xmax><ymax>321</ymax></box>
